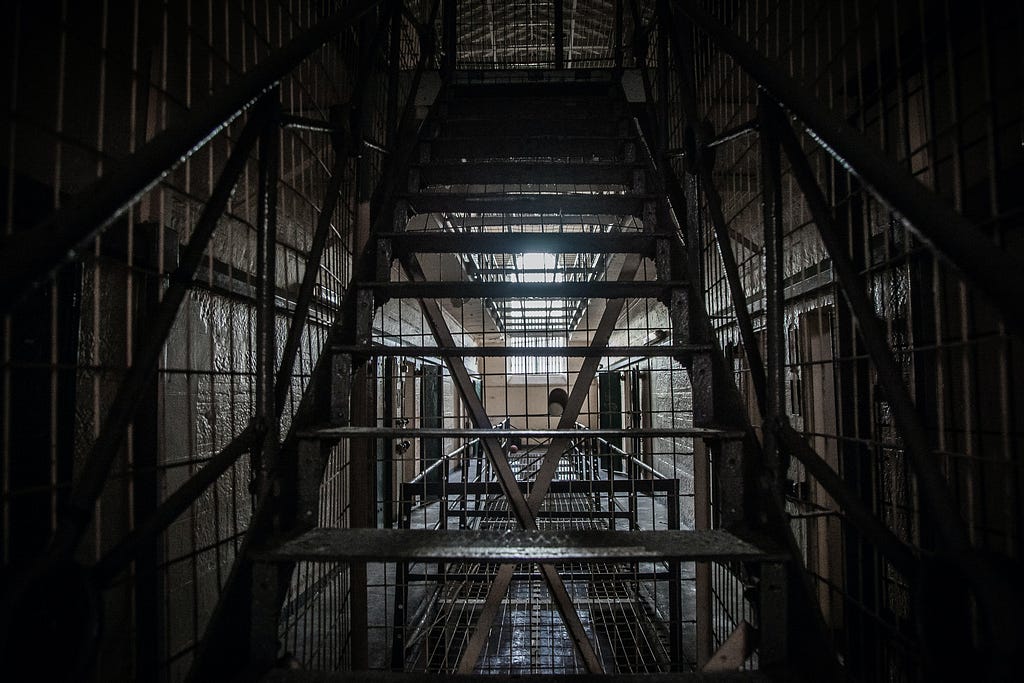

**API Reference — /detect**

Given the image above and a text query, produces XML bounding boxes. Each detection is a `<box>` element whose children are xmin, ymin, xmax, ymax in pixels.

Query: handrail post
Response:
<box><xmin>758</xmin><ymin>94</ymin><xmax>787</xmax><ymax>494</ymax></box>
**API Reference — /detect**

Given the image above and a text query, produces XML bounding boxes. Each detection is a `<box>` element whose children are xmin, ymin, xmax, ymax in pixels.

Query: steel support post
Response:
<box><xmin>671</xmin><ymin>0</ymin><xmax>1024</xmax><ymax>335</ymax></box>
<box><xmin>758</xmin><ymin>562</ymin><xmax>787</xmax><ymax>675</ymax></box>
<box><xmin>554</xmin><ymin>0</ymin><xmax>565</xmax><ymax>69</ymax></box>
<box><xmin>656</xmin><ymin>0</ymin><xmax>670</xmax><ymax>156</ymax></box>
<box><xmin>668</xmin><ymin>478</ymin><xmax>684</xmax><ymax>670</ymax></box>
<box><xmin>386</xmin><ymin>0</ymin><xmax>402</xmax><ymax>148</ymax></box>
<box><xmin>349</xmin><ymin>135</ymin><xmax>376</xmax><ymax>668</ymax></box>
<box><xmin>758</xmin><ymin>96</ymin><xmax>786</xmax><ymax>493</ymax></box>
<box><xmin>442</xmin><ymin>0</ymin><xmax>457</xmax><ymax>77</ymax></box>
<box><xmin>255</xmin><ymin>95</ymin><xmax>281</xmax><ymax>495</ymax></box>
<box><xmin>693</xmin><ymin>434</ymin><xmax>712</xmax><ymax>667</ymax></box>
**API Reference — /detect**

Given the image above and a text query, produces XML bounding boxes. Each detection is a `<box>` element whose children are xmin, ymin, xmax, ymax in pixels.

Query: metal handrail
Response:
<box><xmin>407</xmin><ymin>417</ymin><xmax>511</xmax><ymax>486</ymax></box>
<box><xmin>573</xmin><ymin>421</ymin><xmax>666</xmax><ymax>480</ymax></box>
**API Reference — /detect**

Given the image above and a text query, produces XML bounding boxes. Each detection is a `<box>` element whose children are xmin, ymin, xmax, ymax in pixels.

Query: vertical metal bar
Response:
<box><xmin>386</xmin><ymin>0</ymin><xmax>402</xmax><ymax>149</ymax></box>
<box><xmin>656</xmin><ymin>0</ymin><xmax>669</xmax><ymax>156</ymax></box>
<box><xmin>254</xmin><ymin>93</ymin><xmax>281</xmax><ymax>494</ymax></box>
<box><xmin>693</xmin><ymin>436</ymin><xmax>712</xmax><ymax>667</ymax></box>
<box><xmin>554</xmin><ymin>0</ymin><xmax>565</xmax><ymax>69</ymax></box>
<box><xmin>668</xmin><ymin>477</ymin><xmax>683</xmax><ymax>670</ymax></box>
<box><xmin>758</xmin><ymin>562</ymin><xmax>787</xmax><ymax>675</ymax></box>
<box><xmin>758</xmin><ymin>94</ymin><xmax>786</xmax><ymax>491</ymax></box>
<box><xmin>442</xmin><ymin>0</ymin><xmax>457</xmax><ymax>76</ymax></box>
<box><xmin>349</xmin><ymin>142</ymin><xmax>375</xmax><ymax>671</ymax></box>
<box><xmin>614</xmin><ymin>0</ymin><xmax>624</xmax><ymax>69</ymax></box>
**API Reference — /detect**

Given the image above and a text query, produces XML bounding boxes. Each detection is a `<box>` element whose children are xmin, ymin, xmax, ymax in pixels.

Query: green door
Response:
<box><xmin>598</xmin><ymin>370</ymin><xmax>623</xmax><ymax>472</ymax></box>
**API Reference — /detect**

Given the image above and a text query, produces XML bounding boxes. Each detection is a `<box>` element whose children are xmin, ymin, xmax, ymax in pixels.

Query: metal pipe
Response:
<box><xmin>672</xmin><ymin>0</ymin><xmax>1024</xmax><ymax>336</ymax></box>
<box><xmin>0</xmin><ymin>0</ymin><xmax>384</xmax><ymax>312</ymax></box>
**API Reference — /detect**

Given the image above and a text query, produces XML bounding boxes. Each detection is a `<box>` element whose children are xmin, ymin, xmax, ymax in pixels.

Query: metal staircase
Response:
<box><xmin>241</xmin><ymin>76</ymin><xmax>789</xmax><ymax>679</ymax></box>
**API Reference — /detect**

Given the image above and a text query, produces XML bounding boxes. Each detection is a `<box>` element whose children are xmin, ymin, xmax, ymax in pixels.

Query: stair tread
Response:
<box><xmin>430</xmin><ymin>136</ymin><xmax>629</xmax><ymax>160</ymax></box>
<box><xmin>299</xmin><ymin>425</ymin><xmax>744</xmax><ymax>439</ymax></box>
<box><xmin>417</xmin><ymin>161</ymin><xmax>640</xmax><ymax>186</ymax></box>
<box><xmin>358</xmin><ymin>281</ymin><xmax>685</xmax><ymax>299</ymax></box>
<box><xmin>330</xmin><ymin>344</ymin><xmax>712</xmax><ymax>357</ymax></box>
<box><xmin>403</xmin><ymin>192</ymin><xmax>652</xmax><ymax>215</ymax></box>
<box><xmin>258</xmin><ymin>528</ymin><xmax>787</xmax><ymax>564</ymax></box>
<box><xmin>264</xmin><ymin>670</ymin><xmax>770</xmax><ymax>682</ymax></box>
<box><xmin>381</xmin><ymin>231</ymin><xmax>660</xmax><ymax>255</ymax></box>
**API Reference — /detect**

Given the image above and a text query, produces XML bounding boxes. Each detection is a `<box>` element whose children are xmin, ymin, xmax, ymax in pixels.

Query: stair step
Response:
<box><xmin>299</xmin><ymin>426</ymin><xmax>744</xmax><ymax>440</ymax></box>
<box><xmin>359</xmin><ymin>281</ymin><xmax>684</xmax><ymax>300</ymax></box>
<box><xmin>264</xmin><ymin>671</ymin><xmax>770</xmax><ymax>682</ymax></box>
<box><xmin>330</xmin><ymin>345</ymin><xmax>712</xmax><ymax>358</ymax></box>
<box><xmin>445</xmin><ymin>94</ymin><xmax>620</xmax><ymax>119</ymax></box>
<box><xmin>405</xmin><ymin>192</ymin><xmax>651</xmax><ymax>216</ymax></box>
<box><xmin>440</xmin><ymin>116</ymin><xmax>625</xmax><ymax>138</ymax></box>
<box><xmin>257</xmin><ymin>528</ymin><xmax>786</xmax><ymax>564</ymax></box>
<box><xmin>417</xmin><ymin>161</ymin><xmax>641</xmax><ymax>186</ymax></box>
<box><xmin>430</xmin><ymin>136</ymin><xmax>630</xmax><ymax>161</ymax></box>
<box><xmin>381</xmin><ymin>231</ymin><xmax>659</xmax><ymax>256</ymax></box>
<box><xmin>448</xmin><ymin>80</ymin><xmax>618</xmax><ymax>99</ymax></box>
